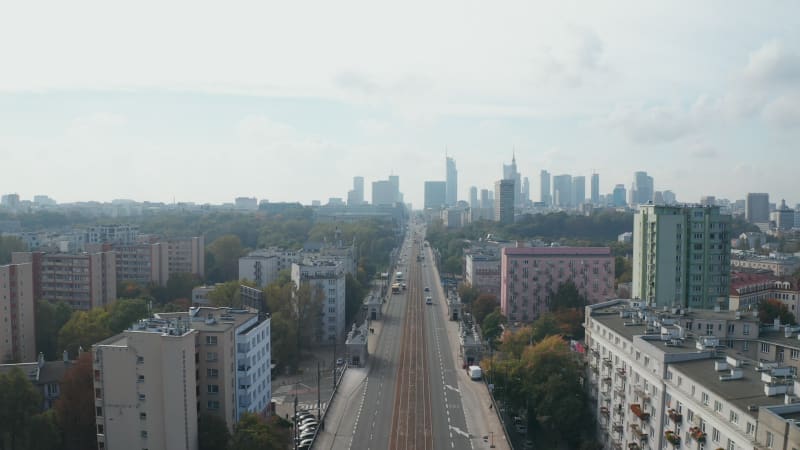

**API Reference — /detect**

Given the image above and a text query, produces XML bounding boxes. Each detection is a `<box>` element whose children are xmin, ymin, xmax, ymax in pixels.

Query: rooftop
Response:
<box><xmin>503</xmin><ymin>246</ymin><xmax>611</xmax><ymax>256</ymax></box>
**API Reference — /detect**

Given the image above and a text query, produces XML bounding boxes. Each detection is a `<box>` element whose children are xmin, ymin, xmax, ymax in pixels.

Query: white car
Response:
<box><xmin>425</xmin><ymin>296</ymin><xmax>432</xmax><ymax>305</ymax></box>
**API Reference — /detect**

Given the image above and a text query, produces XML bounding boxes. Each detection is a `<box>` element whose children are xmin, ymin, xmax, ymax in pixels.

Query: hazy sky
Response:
<box><xmin>1</xmin><ymin>1</ymin><xmax>799</xmax><ymax>207</ymax></box>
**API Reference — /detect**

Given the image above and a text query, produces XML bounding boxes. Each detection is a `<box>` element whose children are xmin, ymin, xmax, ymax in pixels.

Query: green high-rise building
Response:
<box><xmin>633</xmin><ymin>204</ymin><xmax>731</xmax><ymax>309</ymax></box>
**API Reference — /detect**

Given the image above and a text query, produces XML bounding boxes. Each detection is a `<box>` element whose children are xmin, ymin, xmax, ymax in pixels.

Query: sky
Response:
<box><xmin>1</xmin><ymin>1</ymin><xmax>799</xmax><ymax>208</ymax></box>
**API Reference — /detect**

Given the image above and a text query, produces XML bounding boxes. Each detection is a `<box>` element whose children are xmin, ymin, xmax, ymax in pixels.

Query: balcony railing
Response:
<box><xmin>688</xmin><ymin>426</ymin><xmax>707</xmax><ymax>444</ymax></box>
<box><xmin>664</xmin><ymin>431</ymin><xmax>680</xmax><ymax>446</ymax></box>
<box><xmin>630</xmin><ymin>404</ymin><xmax>650</xmax><ymax>421</ymax></box>
<box><xmin>667</xmin><ymin>409</ymin><xmax>682</xmax><ymax>424</ymax></box>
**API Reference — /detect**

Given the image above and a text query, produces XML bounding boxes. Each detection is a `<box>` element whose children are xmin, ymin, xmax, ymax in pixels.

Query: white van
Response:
<box><xmin>468</xmin><ymin>365</ymin><xmax>482</xmax><ymax>380</ymax></box>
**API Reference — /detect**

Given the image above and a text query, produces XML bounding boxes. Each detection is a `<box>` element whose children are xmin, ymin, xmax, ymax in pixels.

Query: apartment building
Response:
<box><xmin>731</xmin><ymin>252</ymin><xmax>800</xmax><ymax>277</ymax></box>
<box><xmin>0</xmin><ymin>263</ymin><xmax>36</xmax><ymax>363</ymax></box>
<box><xmin>292</xmin><ymin>259</ymin><xmax>346</xmax><ymax>343</ymax></box>
<box><xmin>113</xmin><ymin>242</ymin><xmax>162</xmax><ymax>285</ymax></box>
<box><xmin>90</xmin><ymin>236</ymin><xmax>204</xmax><ymax>286</ymax></box>
<box><xmin>85</xmin><ymin>224</ymin><xmax>139</xmax><ymax>245</ymax></box>
<box><xmin>585</xmin><ymin>299</ymin><xmax>800</xmax><ymax>450</ymax></box>
<box><xmin>500</xmin><ymin>246</ymin><xmax>614</xmax><ymax>323</ymax></box>
<box><xmin>160</xmin><ymin>236</ymin><xmax>205</xmax><ymax>282</ymax></box>
<box><xmin>93</xmin><ymin>318</ymin><xmax>199</xmax><ymax>450</ymax></box>
<box><xmin>632</xmin><ymin>204</ymin><xmax>731</xmax><ymax>310</ymax></box>
<box><xmin>464</xmin><ymin>250</ymin><xmax>502</xmax><ymax>298</ymax></box>
<box><xmin>13</xmin><ymin>251</ymin><xmax>116</xmax><ymax>310</ymax></box>
<box><xmin>93</xmin><ymin>307</ymin><xmax>271</xmax><ymax>449</ymax></box>
<box><xmin>729</xmin><ymin>272</ymin><xmax>800</xmax><ymax>322</ymax></box>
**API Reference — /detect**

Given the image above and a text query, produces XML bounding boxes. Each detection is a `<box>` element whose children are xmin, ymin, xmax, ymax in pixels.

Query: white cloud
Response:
<box><xmin>762</xmin><ymin>93</ymin><xmax>800</xmax><ymax>129</ymax></box>
<box><xmin>530</xmin><ymin>26</ymin><xmax>606</xmax><ymax>87</ymax></box>
<box><xmin>743</xmin><ymin>40</ymin><xmax>800</xmax><ymax>87</ymax></box>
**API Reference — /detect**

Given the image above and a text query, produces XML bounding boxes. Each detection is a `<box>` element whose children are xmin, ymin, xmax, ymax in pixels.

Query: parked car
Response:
<box><xmin>336</xmin><ymin>357</ymin><xmax>346</xmax><ymax>366</ymax></box>
<box><xmin>299</xmin><ymin>422</ymin><xmax>318</xmax><ymax>432</ymax></box>
<box><xmin>299</xmin><ymin>430</ymin><xmax>316</xmax><ymax>440</ymax></box>
<box><xmin>424</xmin><ymin>286</ymin><xmax>430</xmax><ymax>292</ymax></box>
<box><xmin>299</xmin><ymin>438</ymin><xmax>314</xmax><ymax>446</ymax></box>
<box><xmin>296</xmin><ymin>411</ymin><xmax>314</xmax><ymax>420</ymax></box>
<box><xmin>299</xmin><ymin>418</ymin><xmax>318</xmax><ymax>426</ymax></box>
<box><xmin>515</xmin><ymin>423</ymin><xmax>528</xmax><ymax>435</ymax></box>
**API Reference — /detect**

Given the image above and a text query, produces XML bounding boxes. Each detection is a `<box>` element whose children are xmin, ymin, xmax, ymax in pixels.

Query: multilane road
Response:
<box><xmin>344</xmin><ymin>225</ymin><xmax>474</xmax><ymax>450</ymax></box>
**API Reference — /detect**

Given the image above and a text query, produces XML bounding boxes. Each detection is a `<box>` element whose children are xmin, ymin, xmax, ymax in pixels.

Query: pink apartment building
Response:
<box><xmin>500</xmin><ymin>246</ymin><xmax>615</xmax><ymax>323</ymax></box>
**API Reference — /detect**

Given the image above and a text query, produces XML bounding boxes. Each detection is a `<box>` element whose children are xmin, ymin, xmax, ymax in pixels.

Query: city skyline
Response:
<box><xmin>1</xmin><ymin>2</ymin><xmax>799</xmax><ymax>207</ymax></box>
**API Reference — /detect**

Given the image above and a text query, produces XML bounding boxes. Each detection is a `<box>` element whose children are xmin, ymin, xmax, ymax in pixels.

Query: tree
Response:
<box><xmin>345</xmin><ymin>274</ymin><xmax>367</xmax><ymax>324</ymax></box>
<box><xmin>229</xmin><ymin>413</ymin><xmax>290</xmax><ymax>450</ymax></box>
<box><xmin>26</xmin><ymin>411</ymin><xmax>61</xmax><ymax>450</ymax></box>
<box><xmin>117</xmin><ymin>280</ymin><xmax>149</xmax><ymax>299</ymax></box>
<box><xmin>482</xmin><ymin>309</ymin><xmax>507</xmax><ymax>347</ymax></box>
<box><xmin>530</xmin><ymin>313</ymin><xmax>562</xmax><ymax>343</ymax></box>
<box><xmin>198</xmin><ymin>413</ymin><xmax>230</xmax><ymax>450</ymax></box>
<box><xmin>54</xmin><ymin>353</ymin><xmax>96</xmax><ymax>450</ymax></box>
<box><xmin>35</xmin><ymin>300</ymin><xmax>73</xmax><ymax>360</ymax></box>
<box><xmin>458</xmin><ymin>284</ymin><xmax>480</xmax><ymax>305</ymax></box>
<box><xmin>209</xmin><ymin>281</ymin><xmax>244</xmax><ymax>308</ymax></box>
<box><xmin>551</xmin><ymin>280</ymin><xmax>585</xmax><ymax>310</ymax></box>
<box><xmin>471</xmin><ymin>294</ymin><xmax>499</xmax><ymax>325</ymax></box>
<box><xmin>107</xmin><ymin>298</ymin><xmax>150</xmax><ymax>333</ymax></box>
<box><xmin>759</xmin><ymin>299</ymin><xmax>797</xmax><ymax>325</ymax></box>
<box><xmin>500</xmin><ymin>326</ymin><xmax>533</xmax><ymax>359</ymax></box>
<box><xmin>207</xmin><ymin>234</ymin><xmax>245</xmax><ymax>283</ymax></box>
<box><xmin>57</xmin><ymin>308</ymin><xmax>112</xmax><ymax>357</ymax></box>
<box><xmin>0</xmin><ymin>235</ymin><xmax>26</xmax><ymax>265</ymax></box>
<box><xmin>0</xmin><ymin>367</ymin><xmax>42</xmax><ymax>450</ymax></box>
<box><xmin>151</xmin><ymin>272</ymin><xmax>202</xmax><ymax>304</ymax></box>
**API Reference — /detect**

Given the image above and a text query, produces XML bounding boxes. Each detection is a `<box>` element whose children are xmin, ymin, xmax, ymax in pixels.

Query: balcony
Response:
<box><xmin>616</xmin><ymin>368</ymin><xmax>627</xmax><ymax>379</ymax></box>
<box><xmin>612</xmin><ymin>422</ymin><xmax>623</xmax><ymax>433</ymax></box>
<box><xmin>602</xmin><ymin>377</ymin><xmax>612</xmax><ymax>385</ymax></box>
<box><xmin>667</xmin><ymin>409</ymin><xmax>682</xmax><ymax>424</ymax></box>
<box><xmin>603</xmin><ymin>358</ymin><xmax>613</xmax><ymax>367</ymax></box>
<box><xmin>630</xmin><ymin>404</ymin><xmax>650</xmax><ymax>421</ymax></box>
<box><xmin>688</xmin><ymin>426</ymin><xmax>707</xmax><ymax>444</ymax></box>
<box><xmin>600</xmin><ymin>406</ymin><xmax>610</xmax><ymax>417</ymax></box>
<box><xmin>613</xmin><ymin>387</ymin><xmax>626</xmax><ymax>398</ymax></box>
<box><xmin>627</xmin><ymin>444</ymin><xmax>640</xmax><ymax>450</ymax></box>
<box><xmin>664</xmin><ymin>431</ymin><xmax>680</xmax><ymax>446</ymax></box>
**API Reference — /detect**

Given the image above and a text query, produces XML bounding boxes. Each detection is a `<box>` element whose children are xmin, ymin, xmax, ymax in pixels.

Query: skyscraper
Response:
<box><xmin>522</xmin><ymin>177</ymin><xmax>530</xmax><ymax>206</ymax></box>
<box><xmin>445</xmin><ymin>156</ymin><xmax>458</xmax><ymax>206</ymax></box>
<box><xmin>503</xmin><ymin>154</ymin><xmax>521</xmax><ymax>207</ymax></box>
<box><xmin>540</xmin><ymin>170</ymin><xmax>551</xmax><ymax>206</ymax></box>
<box><xmin>745</xmin><ymin>193</ymin><xmax>770</xmax><ymax>223</ymax></box>
<box><xmin>424</xmin><ymin>181</ymin><xmax>447</xmax><ymax>209</ymax></box>
<box><xmin>479</xmin><ymin>188</ymin><xmax>492</xmax><ymax>220</ymax></box>
<box><xmin>469</xmin><ymin>186</ymin><xmax>478</xmax><ymax>209</ymax></box>
<box><xmin>571</xmin><ymin>176</ymin><xmax>586</xmax><ymax>207</ymax></box>
<box><xmin>632</xmin><ymin>204</ymin><xmax>731</xmax><ymax>309</ymax></box>
<box><xmin>552</xmin><ymin>174</ymin><xmax>572</xmax><ymax>208</ymax></box>
<box><xmin>590</xmin><ymin>173</ymin><xmax>599</xmax><ymax>205</ymax></box>
<box><xmin>612</xmin><ymin>184</ymin><xmax>627</xmax><ymax>207</ymax></box>
<box><xmin>372</xmin><ymin>180</ymin><xmax>395</xmax><ymax>206</ymax></box>
<box><xmin>631</xmin><ymin>171</ymin><xmax>654</xmax><ymax>206</ymax></box>
<box><xmin>347</xmin><ymin>176</ymin><xmax>364</xmax><ymax>205</ymax></box>
<box><xmin>494</xmin><ymin>179</ymin><xmax>515</xmax><ymax>224</ymax></box>
<box><xmin>388</xmin><ymin>175</ymin><xmax>400</xmax><ymax>202</ymax></box>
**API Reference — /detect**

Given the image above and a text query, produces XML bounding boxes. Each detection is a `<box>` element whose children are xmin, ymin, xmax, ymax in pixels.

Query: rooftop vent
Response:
<box><xmin>719</xmin><ymin>368</ymin><xmax>743</xmax><ymax>381</ymax></box>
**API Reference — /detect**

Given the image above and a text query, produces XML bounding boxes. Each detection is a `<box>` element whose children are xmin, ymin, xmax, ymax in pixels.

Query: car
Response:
<box><xmin>296</xmin><ymin>411</ymin><xmax>314</xmax><ymax>418</ymax></box>
<box><xmin>300</xmin><ymin>417</ymin><xmax>318</xmax><ymax>426</ymax></box>
<box><xmin>515</xmin><ymin>423</ymin><xmax>528</xmax><ymax>435</ymax></box>
<box><xmin>299</xmin><ymin>429</ymin><xmax>316</xmax><ymax>439</ymax></box>
<box><xmin>424</xmin><ymin>286</ymin><xmax>430</xmax><ymax>292</ymax></box>
<box><xmin>523</xmin><ymin>440</ymin><xmax>534</xmax><ymax>449</ymax></box>
<box><xmin>425</xmin><ymin>296</ymin><xmax>432</xmax><ymax>305</ymax></box>
<box><xmin>299</xmin><ymin>438</ymin><xmax>314</xmax><ymax>446</ymax></box>
<box><xmin>336</xmin><ymin>357</ymin><xmax>345</xmax><ymax>366</ymax></box>
<box><xmin>299</xmin><ymin>422</ymin><xmax>318</xmax><ymax>432</ymax></box>
<box><xmin>513</xmin><ymin>416</ymin><xmax>523</xmax><ymax>425</ymax></box>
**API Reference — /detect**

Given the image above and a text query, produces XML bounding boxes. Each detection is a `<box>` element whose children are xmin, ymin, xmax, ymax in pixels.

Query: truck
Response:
<box><xmin>391</xmin><ymin>283</ymin><xmax>401</xmax><ymax>294</ymax></box>
<box><xmin>468</xmin><ymin>365</ymin><xmax>482</xmax><ymax>380</ymax></box>
<box><xmin>395</xmin><ymin>271</ymin><xmax>403</xmax><ymax>280</ymax></box>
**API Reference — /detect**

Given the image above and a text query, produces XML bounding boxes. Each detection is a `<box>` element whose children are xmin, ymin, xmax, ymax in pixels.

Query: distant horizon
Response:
<box><xmin>2</xmin><ymin>2</ymin><xmax>798</xmax><ymax>208</ymax></box>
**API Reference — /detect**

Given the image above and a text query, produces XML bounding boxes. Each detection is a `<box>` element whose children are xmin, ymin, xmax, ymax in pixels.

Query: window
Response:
<box><xmin>743</xmin><ymin>324</ymin><xmax>750</xmax><ymax>335</ymax></box>
<box><xmin>140</xmin><ymin>431</ymin><xmax>148</xmax><ymax>438</ymax></box>
<box><xmin>792</xmin><ymin>349</ymin><xmax>800</xmax><ymax>360</ymax></box>
<box><xmin>207</xmin><ymin>384</ymin><xmax>219</xmax><ymax>394</ymax></box>
<box><xmin>206</xmin><ymin>352</ymin><xmax>218</xmax><ymax>362</ymax></box>
<box><xmin>98</xmin><ymin>424</ymin><xmax>104</xmax><ymax>434</ymax></box>
<box><xmin>729</xmin><ymin>410</ymin><xmax>739</xmax><ymax>424</ymax></box>
<box><xmin>727</xmin><ymin>439</ymin><xmax>735</xmax><ymax>450</ymax></box>
<box><xmin>761</xmin><ymin>343</ymin><xmax>770</xmax><ymax>353</ymax></box>
<box><xmin>712</xmin><ymin>427</ymin><xmax>720</xmax><ymax>442</ymax></box>
<box><xmin>714</xmin><ymin>400</ymin><xmax>722</xmax><ymax>413</ymax></box>
<box><xmin>139</xmin><ymin>393</ymin><xmax>146</xmax><ymax>401</ymax></box>
<box><xmin>137</xmin><ymin>375</ymin><xmax>145</xmax><ymax>383</ymax></box>
<box><xmin>205</xmin><ymin>336</ymin><xmax>218</xmax><ymax>345</ymax></box>
<box><xmin>701</xmin><ymin>392</ymin><xmax>709</xmax><ymax>405</ymax></box>
<box><xmin>766</xmin><ymin>431</ymin><xmax>773</xmax><ymax>447</ymax></box>
<box><xmin>140</xmin><ymin>412</ymin><xmax>147</xmax><ymax>420</ymax></box>
<box><xmin>94</xmin><ymin>369</ymin><xmax>101</xmax><ymax>381</ymax></box>
<box><xmin>137</xmin><ymin>356</ymin><xmax>144</xmax><ymax>364</ymax></box>
<box><xmin>743</xmin><ymin>341</ymin><xmax>749</xmax><ymax>351</ymax></box>
<box><xmin>207</xmin><ymin>400</ymin><xmax>220</xmax><ymax>410</ymax></box>
<box><xmin>95</xmin><ymin>388</ymin><xmax>102</xmax><ymax>399</ymax></box>
<box><xmin>207</xmin><ymin>368</ymin><xmax>219</xmax><ymax>378</ymax></box>
<box><xmin>746</xmin><ymin>422</ymin><xmax>755</xmax><ymax>435</ymax></box>
<box><xmin>96</xmin><ymin>406</ymin><xmax>103</xmax><ymax>417</ymax></box>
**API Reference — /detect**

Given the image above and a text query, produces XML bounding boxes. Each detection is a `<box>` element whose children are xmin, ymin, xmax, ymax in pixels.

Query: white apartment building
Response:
<box><xmin>586</xmin><ymin>299</ymin><xmax>800</xmax><ymax>450</ymax></box>
<box><xmin>94</xmin><ymin>307</ymin><xmax>271</xmax><ymax>449</ymax></box>
<box><xmin>0</xmin><ymin>263</ymin><xmax>36</xmax><ymax>363</ymax></box>
<box><xmin>292</xmin><ymin>259</ymin><xmax>346</xmax><ymax>343</ymax></box>
<box><xmin>239</xmin><ymin>251</ymin><xmax>280</xmax><ymax>288</ymax></box>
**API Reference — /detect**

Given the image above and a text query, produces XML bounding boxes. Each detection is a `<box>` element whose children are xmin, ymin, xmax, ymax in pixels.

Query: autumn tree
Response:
<box><xmin>35</xmin><ymin>300</ymin><xmax>73</xmax><ymax>360</ymax></box>
<box><xmin>54</xmin><ymin>353</ymin><xmax>96</xmax><ymax>450</ymax></box>
<box><xmin>482</xmin><ymin>309</ymin><xmax>507</xmax><ymax>347</ymax></box>
<box><xmin>206</xmin><ymin>234</ymin><xmax>245</xmax><ymax>283</ymax></box>
<box><xmin>0</xmin><ymin>235</ymin><xmax>26</xmax><ymax>265</ymax></box>
<box><xmin>107</xmin><ymin>298</ymin><xmax>150</xmax><ymax>333</ymax></box>
<box><xmin>551</xmin><ymin>280</ymin><xmax>586</xmax><ymax>310</ymax></box>
<box><xmin>57</xmin><ymin>308</ymin><xmax>113</xmax><ymax>357</ymax></box>
<box><xmin>209</xmin><ymin>280</ymin><xmax>244</xmax><ymax>308</ymax></box>
<box><xmin>759</xmin><ymin>299</ymin><xmax>797</xmax><ymax>325</ymax></box>
<box><xmin>229</xmin><ymin>413</ymin><xmax>290</xmax><ymax>450</ymax></box>
<box><xmin>471</xmin><ymin>294</ymin><xmax>499</xmax><ymax>325</ymax></box>
<box><xmin>0</xmin><ymin>367</ymin><xmax>42</xmax><ymax>450</ymax></box>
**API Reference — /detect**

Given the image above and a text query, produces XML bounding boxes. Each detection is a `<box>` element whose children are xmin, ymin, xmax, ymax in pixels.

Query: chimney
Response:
<box><xmin>62</xmin><ymin>350</ymin><xmax>69</xmax><ymax>362</ymax></box>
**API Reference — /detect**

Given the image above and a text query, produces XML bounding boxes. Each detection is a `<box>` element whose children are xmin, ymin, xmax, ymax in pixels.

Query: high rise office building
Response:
<box><xmin>540</xmin><ymin>170</ymin><xmax>551</xmax><ymax>206</ymax></box>
<box><xmin>522</xmin><ymin>177</ymin><xmax>530</xmax><ymax>206</ymax></box>
<box><xmin>494</xmin><ymin>180</ymin><xmax>515</xmax><ymax>224</ymax></box>
<box><xmin>552</xmin><ymin>174</ymin><xmax>572</xmax><ymax>208</ymax></box>
<box><xmin>612</xmin><ymin>184</ymin><xmax>627</xmax><ymax>207</ymax></box>
<box><xmin>590</xmin><ymin>173</ymin><xmax>599</xmax><ymax>205</ymax></box>
<box><xmin>745</xmin><ymin>193</ymin><xmax>770</xmax><ymax>223</ymax></box>
<box><xmin>503</xmin><ymin>154</ymin><xmax>521</xmax><ymax>207</ymax></box>
<box><xmin>445</xmin><ymin>157</ymin><xmax>458</xmax><ymax>206</ymax></box>
<box><xmin>469</xmin><ymin>186</ymin><xmax>478</xmax><ymax>210</ymax></box>
<box><xmin>662</xmin><ymin>190</ymin><xmax>676</xmax><ymax>205</ymax></box>
<box><xmin>424</xmin><ymin>181</ymin><xmax>447</xmax><ymax>210</ymax></box>
<box><xmin>631</xmin><ymin>171</ymin><xmax>654</xmax><ymax>206</ymax></box>
<box><xmin>571</xmin><ymin>176</ymin><xmax>586</xmax><ymax>207</ymax></box>
<box><xmin>347</xmin><ymin>176</ymin><xmax>364</xmax><ymax>206</ymax></box>
<box><xmin>388</xmin><ymin>175</ymin><xmax>400</xmax><ymax>203</ymax></box>
<box><xmin>632</xmin><ymin>204</ymin><xmax>731</xmax><ymax>309</ymax></box>
<box><xmin>371</xmin><ymin>180</ymin><xmax>395</xmax><ymax>206</ymax></box>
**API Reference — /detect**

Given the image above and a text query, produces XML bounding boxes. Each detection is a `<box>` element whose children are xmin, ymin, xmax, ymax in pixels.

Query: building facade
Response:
<box><xmin>446</xmin><ymin>156</ymin><xmax>458</xmax><ymax>206</ymax></box>
<box><xmin>500</xmin><ymin>246</ymin><xmax>614</xmax><ymax>323</ymax></box>
<box><xmin>632</xmin><ymin>204</ymin><xmax>731</xmax><ymax>310</ymax></box>
<box><xmin>494</xmin><ymin>179</ymin><xmax>515</xmax><ymax>224</ymax></box>
<box><xmin>291</xmin><ymin>259</ymin><xmax>346</xmax><ymax>343</ymax></box>
<box><xmin>553</xmin><ymin>174</ymin><xmax>573</xmax><ymax>208</ymax></box>
<box><xmin>746</xmin><ymin>193</ymin><xmax>770</xmax><ymax>224</ymax></box>
<box><xmin>540</xmin><ymin>170</ymin><xmax>551</xmax><ymax>206</ymax></box>
<box><xmin>0</xmin><ymin>263</ymin><xmax>36</xmax><ymax>363</ymax></box>
<box><xmin>730</xmin><ymin>253</ymin><xmax>800</xmax><ymax>277</ymax></box>
<box><xmin>424</xmin><ymin>181</ymin><xmax>447</xmax><ymax>210</ymax></box>
<box><xmin>13</xmin><ymin>250</ymin><xmax>117</xmax><ymax>310</ymax></box>
<box><xmin>464</xmin><ymin>248</ymin><xmax>502</xmax><ymax>298</ymax></box>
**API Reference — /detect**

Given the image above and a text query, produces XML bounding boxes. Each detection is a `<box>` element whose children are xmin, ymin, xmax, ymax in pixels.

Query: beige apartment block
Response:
<box><xmin>0</xmin><ymin>263</ymin><xmax>36</xmax><ymax>363</ymax></box>
<box><xmin>93</xmin><ymin>320</ymin><xmax>198</xmax><ymax>450</ymax></box>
